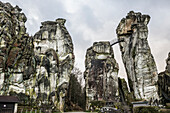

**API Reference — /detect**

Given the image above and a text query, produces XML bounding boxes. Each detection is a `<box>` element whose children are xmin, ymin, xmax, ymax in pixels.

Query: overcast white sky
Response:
<box><xmin>2</xmin><ymin>0</ymin><xmax>170</xmax><ymax>80</ymax></box>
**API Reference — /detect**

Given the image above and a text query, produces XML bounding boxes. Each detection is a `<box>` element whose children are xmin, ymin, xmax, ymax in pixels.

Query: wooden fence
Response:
<box><xmin>17</xmin><ymin>106</ymin><xmax>57</xmax><ymax>113</ymax></box>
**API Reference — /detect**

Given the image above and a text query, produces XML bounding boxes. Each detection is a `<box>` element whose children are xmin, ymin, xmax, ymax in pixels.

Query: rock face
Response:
<box><xmin>84</xmin><ymin>41</ymin><xmax>119</xmax><ymax>110</ymax></box>
<box><xmin>33</xmin><ymin>19</ymin><xmax>74</xmax><ymax>110</ymax></box>
<box><xmin>158</xmin><ymin>52</ymin><xmax>170</xmax><ymax>104</ymax></box>
<box><xmin>0</xmin><ymin>1</ymin><xmax>74</xmax><ymax>112</ymax></box>
<box><xmin>116</xmin><ymin>11</ymin><xmax>159</xmax><ymax>101</ymax></box>
<box><xmin>0</xmin><ymin>1</ymin><xmax>34</xmax><ymax>95</ymax></box>
<box><xmin>118</xmin><ymin>77</ymin><xmax>134</xmax><ymax>105</ymax></box>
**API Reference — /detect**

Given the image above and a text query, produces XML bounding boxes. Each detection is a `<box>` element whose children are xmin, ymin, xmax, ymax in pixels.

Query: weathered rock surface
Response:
<box><xmin>84</xmin><ymin>41</ymin><xmax>119</xmax><ymax>109</ymax></box>
<box><xmin>118</xmin><ymin>77</ymin><xmax>134</xmax><ymax>106</ymax></box>
<box><xmin>158</xmin><ymin>52</ymin><xmax>170</xmax><ymax>104</ymax></box>
<box><xmin>0</xmin><ymin>1</ymin><xmax>74</xmax><ymax>112</ymax></box>
<box><xmin>116</xmin><ymin>11</ymin><xmax>159</xmax><ymax>101</ymax></box>
<box><xmin>0</xmin><ymin>1</ymin><xmax>34</xmax><ymax>95</ymax></box>
<box><xmin>33</xmin><ymin>18</ymin><xmax>74</xmax><ymax>110</ymax></box>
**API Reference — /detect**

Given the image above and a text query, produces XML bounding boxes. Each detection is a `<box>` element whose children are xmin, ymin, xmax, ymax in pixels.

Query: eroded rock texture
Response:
<box><xmin>0</xmin><ymin>1</ymin><xmax>34</xmax><ymax>95</ymax></box>
<box><xmin>84</xmin><ymin>41</ymin><xmax>119</xmax><ymax>109</ymax></box>
<box><xmin>116</xmin><ymin>11</ymin><xmax>159</xmax><ymax>101</ymax></box>
<box><xmin>0</xmin><ymin>1</ymin><xmax>74</xmax><ymax>112</ymax></box>
<box><xmin>158</xmin><ymin>52</ymin><xmax>170</xmax><ymax>104</ymax></box>
<box><xmin>118</xmin><ymin>77</ymin><xmax>134</xmax><ymax>105</ymax></box>
<box><xmin>33</xmin><ymin>19</ymin><xmax>74</xmax><ymax>110</ymax></box>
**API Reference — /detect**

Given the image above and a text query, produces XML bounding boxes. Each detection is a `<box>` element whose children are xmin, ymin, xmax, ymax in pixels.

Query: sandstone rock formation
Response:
<box><xmin>33</xmin><ymin>18</ymin><xmax>74</xmax><ymax>110</ymax></box>
<box><xmin>118</xmin><ymin>77</ymin><xmax>134</xmax><ymax>105</ymax></box>
<box><xmin>0</xmin><ymin>1</ymin><xmax>34</xmax><ymax>95</ymax></box>
<box><xmin>84</xmin><ymin>41</ymin><xmax>119</xmax><ymax>109</ymax></box>
<box><xmin>158</xmin><ymin>52</ymin><xmax>170</xmax><ymax>104</ymax></box>
<box><xmin>0</xmin><ymin>1</ymin><xmax>74</xmax><ymax>112</ymax></box>
<box><xmin>116</xmin><ymin>11</ymin><xmax>159</xmax><ymax>101</ymax></box>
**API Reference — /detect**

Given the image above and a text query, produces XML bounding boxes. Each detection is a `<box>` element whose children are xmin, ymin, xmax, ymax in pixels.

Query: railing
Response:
<box><xmin>17</xmin><ymin>107</ymin><xmax>60</xmax><ymax>113</ymax></box>
<box><xmin>18</xmin><ymin>108</ymin><xmax>43</xmax><ymax>113</ymax></box>
<box><xmin>110</xmin><ymin>38</ymin><xmax>124</xmax><ymax>46</ymax></box>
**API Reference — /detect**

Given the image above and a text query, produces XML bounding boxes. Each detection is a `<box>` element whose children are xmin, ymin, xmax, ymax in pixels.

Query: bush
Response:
<box><xmin>90</xmin><ymin>100</ymin><xmax>105</xmax><ymax>112</ymax></box>
<box><xmin>133</xmin><ymin>106</ymin><xmax>159</xmax><ymax>113</ymax></box>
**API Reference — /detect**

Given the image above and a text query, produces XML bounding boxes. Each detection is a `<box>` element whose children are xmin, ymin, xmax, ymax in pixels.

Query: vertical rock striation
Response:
<box><xmin>116</xmin><ymin>11</ymin><xmax>159</xmax><ymax>101</ymax></box>
<box><xmin>0</xmin><ymin>1</ymin><xmax>34</xmax><ymax>95</ymax></box>
<box><xmin>0</xmin><ymin>1</ymin><xmax>74</xmax><ymax>112</ymax></box>
<box><xmin>158</xmin><ymin>52</ymin><xmax>170</xmax><ymax>104</ymax></box>
<box><xmin>33</xmin><ymin>18</ymin><xmax>74</xmax><ymax>110</ymax></box>
<box><xmin>84</xmin><ymin>41</ymin><xmax>119</xmax><ymax>109</ymax></box>
<box><xmin>118</xmin><ymin>77</ymin><xmax>134</xmax><ymax>105</ymax></box>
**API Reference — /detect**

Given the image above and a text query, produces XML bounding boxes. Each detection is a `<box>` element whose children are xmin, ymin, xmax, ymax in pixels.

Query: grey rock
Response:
<box><xmin>116</xmin><ymin>11</ymin><xmax>159</xmax><ymax>101</ymax></box>
<box><xmin>0</xmin><ymin>2</ymin><xmax>74</xmax><ymax>112</ymax></box>
<box><xmin>166</xmin><ymin>52</ymin><xmax>170</xmax><ymax>73</ymax></box>
<box><xmin>33</xmin><ymin>18</ymin><xmax>74</xmax><ymax>111</ymax></box>
<box><xmin>0</xmin><ymin>1</ymin><xmax>33</xmax><ymax>95</ymax></box>
<box><xmin>158</xmin><ymin>52</ymin><xmax>170</xmax><ymax>104</ymax></box>
<box><xmin>118</xmin><ymin>77</ymin><xmax>134</xmax><ymax>106</ymax></box>
<box><xmin>84</xmin><ymin>41</ymin><xmax>119</xmax><ymax>110</ymax></box>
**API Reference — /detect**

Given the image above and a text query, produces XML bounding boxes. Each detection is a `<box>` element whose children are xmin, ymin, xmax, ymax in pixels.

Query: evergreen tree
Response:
<box><xmin>65</xmin><ymin>67</ymin><xmax>85</xmax><ymax>111</ymax></box>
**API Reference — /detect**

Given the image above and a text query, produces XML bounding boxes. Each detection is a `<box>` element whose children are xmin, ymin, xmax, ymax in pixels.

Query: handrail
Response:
<box><xmin>110</xmin><ymin>38</ymin><xmax>124</xmax><ymax>46</ymax></box>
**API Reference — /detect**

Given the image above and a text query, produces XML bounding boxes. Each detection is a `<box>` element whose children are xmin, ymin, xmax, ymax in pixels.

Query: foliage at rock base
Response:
<box><xmin>65</xmin><ymin>68</ymin><xmax>85</xmax><ymax>111</ymax></box>
<box><xmin>133</xmin><ymin>106</ymin><xmax>159</xmax><ymax>113</ymax></box>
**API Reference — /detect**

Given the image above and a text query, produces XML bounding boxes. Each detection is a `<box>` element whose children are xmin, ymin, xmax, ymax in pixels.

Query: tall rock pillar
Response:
<box><xmin>116</xmin><ymin>11</ymin><xmax>159</xmax><ymax>101</ymax></box>
<box><xmin>158</xmin><ymin>52</ymin><xmax>170</xmax><ymax>104</ymax></box>
<box><xmin>0</xmin><ymin>1</ymin><xmax>74</xmax><ymax>112</ymax></box>
<box><xmin>0</xmin><ymin>2</ymin><xmax>34</xmax><ymax>95</ymax></box>
<box><xmin>84</xmin><ymin>41</ymin><xmax>119</xmax><ymax>110</ymax></box>
<box><xmin>33</xmin><ymin>18</ymin><xmax>74</xmax><ymax>111</ymax></box>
